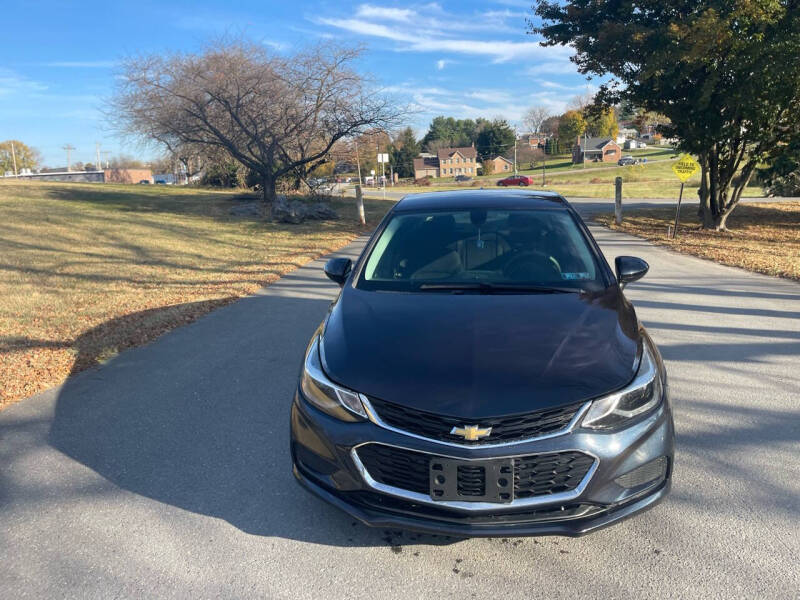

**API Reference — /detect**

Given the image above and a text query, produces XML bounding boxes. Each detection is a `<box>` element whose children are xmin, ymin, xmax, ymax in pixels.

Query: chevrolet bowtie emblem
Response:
<box><xmin>450</xmin><ymin>424</ymin><xmax>492</xmax><ymax>441</ymax></box>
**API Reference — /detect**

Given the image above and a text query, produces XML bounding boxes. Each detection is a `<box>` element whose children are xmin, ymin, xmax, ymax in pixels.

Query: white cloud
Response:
<box><xmin>0</xmin><ymin>69</ymin><xmax>48</xmax><ymax>97</ymax></box>
<box><xmin>317</xmin><ymin>16</ymin><xmax>570</xmax><ymax>63</ymax></box>
<box><xmin>264</xmin><ymin>40</ymin><xmax>289</xmax><ymax>51</ymax></box>
<box><xmin>355</xmin><ymin>4</ymin><xmax>415</xmax><ymax>21</ymax></box>
<box><xmin>436</xmin><ymin>59</ymin><xmax>450</xmax><ymax>70</ymax></box>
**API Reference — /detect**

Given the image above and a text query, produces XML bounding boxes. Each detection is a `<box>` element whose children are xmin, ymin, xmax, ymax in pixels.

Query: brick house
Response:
<box><xmin>485</xmin><ymin>156</ymin><xmax>514</xmax><ymax>174</ymax></box>
<box><xmin>519</xmin><ymin>133</ymin><xmax>549</xmax><ymax>148</ymax></box>
<box><xmin>572</xmin><ymin>137</ymin><xmax>622</xmax><ymax>164</ymax></box>
<box><xmin>413</xmin><ymin>146</ymin><xmax>478</xmax><ymax>179</ymax></box>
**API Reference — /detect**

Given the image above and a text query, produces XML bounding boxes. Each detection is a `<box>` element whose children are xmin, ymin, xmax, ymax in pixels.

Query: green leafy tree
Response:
<box><xmin>389</xmin><ymin>127</ymin><xmax>420</xmax><ymax>178</ymax></box>
<box><xmin>557</xmin><ymin>110</ymin><xmax>586</xmax><ymax>149</ymax></box>
<box><xmin>532</xmin><ymin>0</ymin><xmax>800</xmax><ymax>230</ymax></box>
<box><xmin>761</xmin><ymin>137</ymin><xmax>800</xmax><ymax>196</ymax></box>
<box><xmin>0</xmin><ymin>140</ymin><xmax>41</xmax><ymax>173</ymax></box>
<box><xmin>421</xmin><ymin>117</ymin><xmax>488</xmax><ymax>150</ymax></box>
<box><xmin>475</xmin><ymin>119</ymin><xmax>515</xmax><ymax>160</ymax></box>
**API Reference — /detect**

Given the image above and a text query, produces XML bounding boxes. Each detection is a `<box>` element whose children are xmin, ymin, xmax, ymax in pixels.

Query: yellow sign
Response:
<box><xmin>672</xmin><ymin>154</ymin><xmax>700</xmax><ymax>183</ymax></box>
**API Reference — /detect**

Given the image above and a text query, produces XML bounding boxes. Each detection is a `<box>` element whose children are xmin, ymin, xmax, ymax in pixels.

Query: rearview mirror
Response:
<box><xmin>324</xmin><ymin>258</ymin><xmax>352</xmax><ymax>286</ymax></box>
<box><xmin>615</xmin><ymin>256</ymin><xmax>649</xmax><ymax>289</ymax></box>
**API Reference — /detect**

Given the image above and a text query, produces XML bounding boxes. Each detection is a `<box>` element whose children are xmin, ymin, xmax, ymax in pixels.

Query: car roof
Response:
<box><xmin>393</xmin><ymin>189</ymin><xmax>570</xmax><ymax>212</ymax></box>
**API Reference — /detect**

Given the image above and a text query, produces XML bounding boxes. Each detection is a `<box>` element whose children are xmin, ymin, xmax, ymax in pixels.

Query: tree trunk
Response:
<box><xmin>261</xmin><ymin>175</ymin><xmax>277</xmax><ymax>219</ymax></box>
<box><xmin>711</xmin><ymin>163</ymin><xmax>756</xmax><ymax>231</ymax></box>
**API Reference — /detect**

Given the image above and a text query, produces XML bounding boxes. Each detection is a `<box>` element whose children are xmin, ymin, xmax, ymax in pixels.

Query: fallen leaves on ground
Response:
<box><xmin>595</xmin><ymin>201</ymin><xmax>800</xmax><ymax>281</ymax></box>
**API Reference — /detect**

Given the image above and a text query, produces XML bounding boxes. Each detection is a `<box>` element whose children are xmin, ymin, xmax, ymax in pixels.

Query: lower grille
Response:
<box><xmin>356</xmin><ymin>444</ymin><xmax>594</xmax><ymax>501</ymax></box>
<box><xmin>456</xmin><ymin>465</ymin><xmax>486</xmax><ymax>497</ymax></box>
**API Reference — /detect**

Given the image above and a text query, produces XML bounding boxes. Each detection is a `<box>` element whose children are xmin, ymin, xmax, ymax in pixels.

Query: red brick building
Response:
<box><xmin>572</xmin><ymin>137</ymin><xmax>622</xmax><ymax>164</ymax></box>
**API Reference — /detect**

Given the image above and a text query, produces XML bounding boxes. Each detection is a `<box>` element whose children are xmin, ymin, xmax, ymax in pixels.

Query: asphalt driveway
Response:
<box><xmin>1</xmin><ymin>212</ymin><xmax>798</xmax><ymax>598</ymax></box>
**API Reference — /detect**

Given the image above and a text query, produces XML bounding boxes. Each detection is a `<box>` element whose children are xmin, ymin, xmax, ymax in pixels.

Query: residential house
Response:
<box><xmin>413</xmin><ymin>146</ymin><xmax>479</xmax><ymax>179</ymax></box>
<box><xmin>486</xmin><ymin>156</ymin><xmax>514</xmax><ymax>174</ymax></box>
<box><xmin>412</xmin><ymin>155</ymin><xmax>440</xmax><ymax>179</ymax></box>
<box><xmin>519</xmin><ymin>133</ymin><xmax>549</xmax><ymax>149</ymax></box>
<box><xmin>572</xmin><ymin>137</ymin><xmax>622</xmax><ymax>164</ymax></box>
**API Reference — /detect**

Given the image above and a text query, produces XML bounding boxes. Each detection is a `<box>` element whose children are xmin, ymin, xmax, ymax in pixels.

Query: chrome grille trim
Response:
<box><xmin>360</xmin><ymin>394</ymin><xmax>591</xmax><ymax>449</ymax></box>
<box><xmin>351</xmin><ymin>442</ymin><xmax>599</xmax><ymax>512</ymax></box>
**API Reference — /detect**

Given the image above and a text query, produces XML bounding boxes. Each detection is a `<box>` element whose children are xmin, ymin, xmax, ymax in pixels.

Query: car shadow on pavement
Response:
<box><xmin>46</xmin><ymin>291</ymin><xmax>460</xmax><ymax>548</ymax></box>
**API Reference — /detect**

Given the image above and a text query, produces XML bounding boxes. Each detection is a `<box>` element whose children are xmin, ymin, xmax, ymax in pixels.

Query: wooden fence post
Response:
<box><xmin>614</xmin><ymin>177</ymin><xmax>623</xmax><ymax>225</ymax></box>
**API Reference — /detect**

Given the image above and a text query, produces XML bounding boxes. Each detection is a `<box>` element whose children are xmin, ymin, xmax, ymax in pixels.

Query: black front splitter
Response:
<box><xmin>293</xmin><ymin>463</ymin><xmax>670</xmax><ymax>538</ymax></box>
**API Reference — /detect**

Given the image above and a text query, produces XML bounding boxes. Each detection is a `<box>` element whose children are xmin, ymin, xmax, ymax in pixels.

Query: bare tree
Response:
<box><xmin>110</xmin><ymin>40</ymin><xmax>401</xmax><ymax>216</ymax></box>
<box><xmin>522</xmin><ymin>106</ymin><xmax>550</xmax><ymax>134</ymax></box>
<box><xmin>568</xmin><ymin>90</ymin><xmax>595</xmax><ymax>111</ymax></box>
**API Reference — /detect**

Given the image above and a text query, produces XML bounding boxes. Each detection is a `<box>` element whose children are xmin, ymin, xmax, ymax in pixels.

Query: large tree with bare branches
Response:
<box><xmin>110</xmin><ymin>40</ymin><xmax>400</xmax><ymax>215</ymax></box>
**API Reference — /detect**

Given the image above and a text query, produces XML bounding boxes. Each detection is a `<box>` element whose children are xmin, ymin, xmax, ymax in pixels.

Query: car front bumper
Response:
<box><xmin>290</xmin><ymin>390</ymin><xmax>674</xmax><ymax>537</ymax></box>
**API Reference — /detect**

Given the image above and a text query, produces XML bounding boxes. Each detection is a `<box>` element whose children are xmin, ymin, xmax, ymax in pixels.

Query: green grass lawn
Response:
<box><xmin>0</xmin><ymin>180</ymin><xmax>394</xmax><ymax>406</ymax></box>
<box><xmin>386</xmin><ymin>151</ymin><xmax>765</xmax><ymax>199</ymax></box>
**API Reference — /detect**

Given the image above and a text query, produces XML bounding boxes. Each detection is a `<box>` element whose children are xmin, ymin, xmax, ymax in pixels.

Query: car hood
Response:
<box><xmin>321</xmin><ymin>286</ymin><xmax>640</xmax><ymax>419</ymax></box>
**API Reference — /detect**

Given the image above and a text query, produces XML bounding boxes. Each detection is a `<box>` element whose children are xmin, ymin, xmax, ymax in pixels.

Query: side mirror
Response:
<box><xmin>323</xmin><ymin>258</ymin><xmax>352</xmax><ymax>286</ymax></box>
<box><xmin>615</xmin><ymin>256</ymin><xmax>649</xmax><ymax>289</ymax></box>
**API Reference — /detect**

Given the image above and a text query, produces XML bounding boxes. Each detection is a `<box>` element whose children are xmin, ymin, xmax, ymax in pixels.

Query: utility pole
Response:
<box><xmin>62</xmin><ymin>144</ymin><xmax>75</xmax><ymax>171</ymax></box>
<box><xmin>95</xmin><ymin>142</ymin><xmax>101</xmax><ymax>171</ymax></box>
<box><xmin>514</xmin><ymin>138</ymin><xmax>518</xmax><ymax>175</ymax></box>
<box><xmin>541</xmin><ymin>143</ymin><xmax>546</xmax><ymax>186</ymax></box>
<box><xmin>101</xmin><ymin>150</ymin><xmax>111</xmax><ymax>169</ymax></box>
<box><xmin>10</xmin><ymin>141</ymin><xmax>18</xmax><ymax>177</ymax></box>
<box><xmin>582</xmin><ymin>132</ymin><xmax>587</xmax><ymax>169</ymax></box>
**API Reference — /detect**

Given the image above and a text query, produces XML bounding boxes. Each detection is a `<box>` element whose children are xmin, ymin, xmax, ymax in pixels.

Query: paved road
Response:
<box><xmin>1</xmin><ymin>211</ymin><xmax>799</xmax><ymax>598</ymax></box>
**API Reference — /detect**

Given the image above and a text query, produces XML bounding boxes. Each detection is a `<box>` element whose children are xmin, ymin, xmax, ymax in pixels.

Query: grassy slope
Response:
<box><xmin>0</xmin><ymin>181</ymin><xmax>394</xmax><ymax>406</ymax></box>
<box><xmin>385</xmin><ymin>153</ymin><xmax>765</xmax><ymax>199</ymax></box>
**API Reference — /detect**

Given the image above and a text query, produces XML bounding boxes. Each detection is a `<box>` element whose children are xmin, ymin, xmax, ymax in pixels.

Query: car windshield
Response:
<box><xmin>358</xmin><ymin>208</ymin><xmax>604</xmax><ymax>292</ymax></box>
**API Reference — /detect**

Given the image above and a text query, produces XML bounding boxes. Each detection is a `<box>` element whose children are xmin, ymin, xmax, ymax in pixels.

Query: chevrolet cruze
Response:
<box><xmin>291</xmin><ymin>190</ymin><xmax>674</xmax><ymax>537</ymax></box>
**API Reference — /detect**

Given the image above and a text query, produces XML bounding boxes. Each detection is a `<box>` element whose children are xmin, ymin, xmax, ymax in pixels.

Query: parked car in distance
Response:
<box><xmin>292</xmin><ymin>189</ymin><xmax>674</xmax><ymax>537</ymax></box>
<box><xmin>497</xmin><ymin>175</ymin><xmax>533</xmax><ymax>186</ymax></box>
<box><xmin>618</xmin><ymin>156</ymin><xmax>640</xmax><ymax>166</ymax></box>
<box><xmin>455</xmin><ymin>175</ymin><xmax>472</xmax><ymax>182</ymax></box>
<box><xmin>138</xmin><ymin>180</ymin><xmax>150</xmax><ymax>184</ymax></box>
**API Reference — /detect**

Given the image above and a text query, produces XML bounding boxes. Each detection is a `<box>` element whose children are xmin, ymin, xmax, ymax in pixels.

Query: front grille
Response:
<box><xmin>367</xmin><ymin>397</ymin><xmax>583</xmax><ymax>445</ymax></box>
<box><xmin>514</xmin><ymin>452</ymin><xmax>596</xmax><ymax>498</ymax></box>
<box><xmin>356</xmin><ymin>444</ymin><xmax>594</xmax><ymax>500</ymax></box>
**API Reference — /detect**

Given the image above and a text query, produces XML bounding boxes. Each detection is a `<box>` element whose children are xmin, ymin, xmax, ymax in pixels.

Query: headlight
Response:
<box><xmin>300</xmin><ymin>336</ymin><xmax>367</xmax><ymax>422</ymax></box>
<box><xmin>582</xmin><ymin>340</ymin><xmax>663</xmax><ymax>430</ymax></box>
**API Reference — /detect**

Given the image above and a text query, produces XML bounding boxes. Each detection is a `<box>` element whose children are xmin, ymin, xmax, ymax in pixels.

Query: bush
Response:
<box><xmin>765</xmin><ymin>173</ymin><xmax>800</xmax><ymax>197</ymax></box>
<box><xmin>414</xmin><ymin>176</ymin><xmax>432</xmax><ymax>186</ymax></box>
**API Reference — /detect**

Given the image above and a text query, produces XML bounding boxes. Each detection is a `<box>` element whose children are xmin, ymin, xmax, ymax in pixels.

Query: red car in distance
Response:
<box><xmin>497</xmin><ymin>175</ymin><xmax>533</xmax><ymax>186</ymax></box>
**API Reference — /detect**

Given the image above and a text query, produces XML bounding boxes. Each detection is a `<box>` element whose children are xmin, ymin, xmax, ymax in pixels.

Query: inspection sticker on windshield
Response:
<box><xmin>562</xmin><ymin>272</ymin><xmax>590</xmax><ymax>280</ymax></box>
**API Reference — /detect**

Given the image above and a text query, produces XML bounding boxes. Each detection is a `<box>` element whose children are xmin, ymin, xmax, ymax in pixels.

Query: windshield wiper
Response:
<box><xmin>416</xmin><ymin>282</ymin><xmax>580</xmax><ymax>294</ymax></box>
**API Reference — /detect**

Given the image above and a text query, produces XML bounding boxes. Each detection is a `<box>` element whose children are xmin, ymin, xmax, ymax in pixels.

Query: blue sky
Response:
<box><xmin>1</xmin><ymin>1</ymin><xmax>598</xmax><ymax>166</ymax></box>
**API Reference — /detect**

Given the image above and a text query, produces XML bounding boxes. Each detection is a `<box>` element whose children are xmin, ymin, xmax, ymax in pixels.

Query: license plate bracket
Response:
<box><xmin>429</xmin><ymin>457</ymin><xmax>514</xmax><ymax>503</ymax></box>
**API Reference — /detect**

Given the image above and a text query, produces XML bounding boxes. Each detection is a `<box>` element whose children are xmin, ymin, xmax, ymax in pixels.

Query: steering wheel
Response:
<box><xmin>503</xmin><ymin>251</ymin><xmax>562</xmax><ymax>280</ymax></box>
